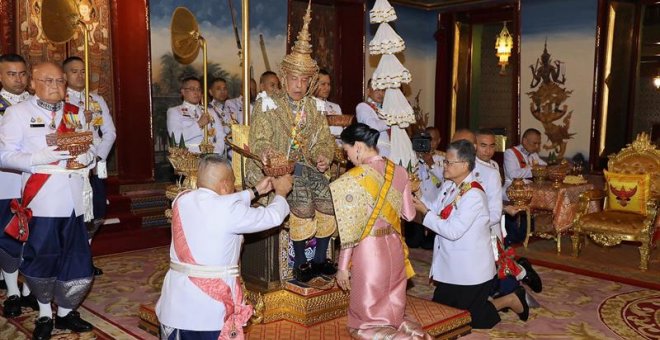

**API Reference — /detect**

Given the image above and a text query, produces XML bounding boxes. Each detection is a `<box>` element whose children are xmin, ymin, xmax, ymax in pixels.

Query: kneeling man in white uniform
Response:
<box><xmin>156</xmin><ymin>155</ymin><xmax>292</xmax><ymax>339</ymax></box>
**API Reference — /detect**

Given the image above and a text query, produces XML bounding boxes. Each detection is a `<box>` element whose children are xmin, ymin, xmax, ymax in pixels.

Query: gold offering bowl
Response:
<box><xmin>531</xmin><ymin>165</ymin><xmax>548</xmax><ymax>183</ymax></box>
<box><xmin>548</xmin><ymin>165</ymin><xmax>569</xmax><ymax>189</ymax></box>
<box><xmin>326</xmin><ymin>114</ymin><xmax>354</xmax><ymax>127</ymax></box>
<box><xmin>263</xmin><ymin>161</ymin><xmax>296</xmax><ymax>177</ymax></box>
<box><xmin>46</xmin><ymin>131</ymin><xmax>93</xmax><ymax>169</ymax></box>
<box><xmin>506</xmin><ymin>178</ymin><xmax>533</xmax><ymax>207</ymax></box>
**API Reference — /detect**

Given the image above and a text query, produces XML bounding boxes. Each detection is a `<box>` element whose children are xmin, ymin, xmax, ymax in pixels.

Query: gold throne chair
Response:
<box><xmin>572</xmin><ymin>133</ymin><xmax>659</xmax><ymax>270</ymax></box>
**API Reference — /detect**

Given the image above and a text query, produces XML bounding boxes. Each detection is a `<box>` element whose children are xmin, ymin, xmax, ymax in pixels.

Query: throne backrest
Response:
<box><xmin>608</xmin><ymin>132</ymin><xmax>660</xmax><ymax>199</ymax></box>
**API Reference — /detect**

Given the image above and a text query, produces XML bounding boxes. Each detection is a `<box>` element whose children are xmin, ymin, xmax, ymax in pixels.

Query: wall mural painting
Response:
<box><xmin>521</xmin><ymin>0</ymin><xmax>597</xmax><ymax>161</ymax></box>
<box><xmin>289</xmin><ymin>1</ymin><xmax>336</xmax><ymax>79</ymax></box>
<box><xmin>18</xmin><ymin>0</ymin><xmax>114</xmax><ymax>114</ymax></box>
<box><xmin>18</xmin><ymin>0</ymin><xmax>66</xmax><ymax>67</ymax></box>
<box><xmin>527</xmin><ymin>41</ymin><xmax>574</xmax><ymax>160</ymax></box>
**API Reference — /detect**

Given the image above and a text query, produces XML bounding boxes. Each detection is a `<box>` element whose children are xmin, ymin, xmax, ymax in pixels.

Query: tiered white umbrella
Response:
<box><xmin>368</xmin><ymin>0</ymin><xmax>416</xmax><ymax>167</ymax></box>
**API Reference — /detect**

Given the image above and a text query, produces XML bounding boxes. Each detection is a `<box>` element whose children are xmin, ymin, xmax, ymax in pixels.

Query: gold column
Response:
<box><xmin>242</xmin><ymin>0</ymin><xmax>250</xmax><ymax>126</ymax></box>
<box><xmin>83</xmin><ymin>27</ymin><xmax>90</xmax><ymax>112</ymax></box>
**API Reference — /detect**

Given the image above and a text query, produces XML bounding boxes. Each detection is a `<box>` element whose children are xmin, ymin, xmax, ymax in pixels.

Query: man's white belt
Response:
<box><xmin>32</xmin><ymin>164</ymin><xmax>94</xmax><ymax>222</ymax></box>
<box><xmin>169</xmin><ymin>261</ymin><xmax>240</xmax><ymax>279</ymax></box>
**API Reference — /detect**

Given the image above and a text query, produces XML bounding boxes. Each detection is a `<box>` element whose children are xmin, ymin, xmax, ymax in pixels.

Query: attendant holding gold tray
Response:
<box><xmin>0</xmin><ymin>62</ymin><xmax>97</xmax><ymax>338</ymax></box>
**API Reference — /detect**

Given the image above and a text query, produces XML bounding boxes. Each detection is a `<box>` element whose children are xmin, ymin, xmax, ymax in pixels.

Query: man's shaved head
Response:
<box><xmin>197</xmin><ymin>155</ymin><xmax>234</xmax><ymax>194</ymax></box>
<box><xmin>451</xmin><ymin>129</ymin><xmax>476</xmax><ymax>145</ymax></box>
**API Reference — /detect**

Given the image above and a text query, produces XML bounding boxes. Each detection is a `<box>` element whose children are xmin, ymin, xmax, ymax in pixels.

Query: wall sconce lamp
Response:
<box><xmin>495</xmin><ymin>22</ymin><xmax>513</xmax><ymax>75</ymax></box>
<box><xmin>654</xmin><ymin>70</ymin><xmax>660</xmax><ymax>89</ymax></box>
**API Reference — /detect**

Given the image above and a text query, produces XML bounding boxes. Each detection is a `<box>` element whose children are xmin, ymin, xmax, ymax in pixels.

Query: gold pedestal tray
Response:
<box><xmin>46</xmin><ymin>131</ymin><xmax>93</xmax><ymax>169</ymax></box>
<box><xmin>139</xmin><ymin>295</ymin><xmax>472</xmax><ymax>339</ymax></box>
<box><xmin>244</xmin><ymin>283</ymin><xmax>350</xmax><ymax>326</ymax></box>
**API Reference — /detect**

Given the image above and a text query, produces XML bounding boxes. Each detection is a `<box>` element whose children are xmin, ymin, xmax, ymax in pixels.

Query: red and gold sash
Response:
<box><xmin>171</xmin><ymin>193</ymin><xmax>252</xmax><ymax>340</ymax></box>
<box><xmin>439</xmin><ymin>181</ymin><xmax>484</xmax><ymax>220</ymax></box>
<box><xmin>511</xmin><ymin>147</ymin><xmax>527</xmax><ymax>169</ymax></box>
<box><xmin>496</xmin><ymin>239</ymin><xmax>522</xmax><ymax>279</ymax></box>
<box><xmin>4</xmin><ymin>108</ymin><xmax>77</xmax><ymax>242</ymax></box>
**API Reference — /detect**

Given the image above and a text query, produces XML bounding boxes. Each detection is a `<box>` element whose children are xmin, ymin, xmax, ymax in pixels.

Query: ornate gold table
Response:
<box><xmin>524</xmin><ymin>182</ymin><xmax>597</xmax><ymax>253</ymax></box>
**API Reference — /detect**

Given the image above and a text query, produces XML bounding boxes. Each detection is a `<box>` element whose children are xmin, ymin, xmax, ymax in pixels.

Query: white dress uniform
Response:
<box><xmin>314</xmin><ymin>97</ymin><xmax>343</xmax><ymax>137</ymax></box>
<box><xmin>356</xmin><ymin>99</ymin><xmax>390</xmax><ymax>157</ymax></box>
<box><xmin>156</xmin><ymin>188</ymin><xmax>290</xmax><ymax>331</ymax></box>
<box><xmin>475</xmin><ymin>159</ymin><xmax>503</xmax><ymax>233</ymax></box>
<box><xmin>0</xmin><ymin>89</ymin><xmax>30</xmax><ymax>201</ymax></box>
<box><xmin>0</xmin><ymin>97</ymin><xmax>91</xmax><ymax>217</ymax></box>
<box><xmin>166</xmin><ymin>101</ymin><xmax>226</xmax><ymax>154</ymax></box>
<box><xmin>422</xmin><ymin>173</ymin><xmax>496</xmax><ymax>285</ymax></box>
<box><xmin>0</xmin><ymin>96</ymin><xmax>94</xmax><ymax>308</ymax></box>
<box><xmin>502</xmin><ymin>145</ymin><xmax>546</xmax><ymax>200</ymax></box>
<box><xmin>475</xmin><ymin>158</ymin><xmax>505</xmax><ymax>258</ymax></box>
<box><xmin>223</xmin><ymin>96</ymin><xmax>253</xmax><ymax>125</ymax></box>
<box><xmin>417</xmin><ymin>152</ymin><xmax>444</xmax><ymax>204</ymax></box>
<box><xmin>66</xmin><ymin>88</ymin><xmax>116</xmax><ymax>161</ymax></box>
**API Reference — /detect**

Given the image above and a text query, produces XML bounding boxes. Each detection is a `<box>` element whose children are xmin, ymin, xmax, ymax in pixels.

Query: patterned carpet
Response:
<box><xmin>515</xmin><ymin>234</ymin><xmax>660</xmax><ymax>290</ymax></box>
<box><xmin>0</xmin><ymin>246</ymin><xmax>657</xmax><ymax>339</ymax></box>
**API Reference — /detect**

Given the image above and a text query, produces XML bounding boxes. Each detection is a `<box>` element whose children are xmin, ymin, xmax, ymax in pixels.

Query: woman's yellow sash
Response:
<box><xmin>330</xmin><ymin>160</ymin><xmax>415</xmax><ymax>278</ymax></box>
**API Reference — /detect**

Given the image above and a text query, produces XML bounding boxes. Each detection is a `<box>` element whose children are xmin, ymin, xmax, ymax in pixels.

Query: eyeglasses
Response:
<box><xmin>443</xmin><ymin>159</ymin><xmax>466</xmax><ymax>166</ymax></box>
<box><xmin>183</xmin><ymin>87</ymin><xmax>202</xmax><ymax>92</ymax></box>
<box><xmin>35</xmin><ymin>78</ymin><xmax>66</xmax><ymax>87</ymax></box>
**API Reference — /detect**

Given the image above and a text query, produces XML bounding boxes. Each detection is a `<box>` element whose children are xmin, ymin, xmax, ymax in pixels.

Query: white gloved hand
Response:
<box><xmin>30</xmin><ymin>146</ymin><xmax>71</xmax><ymax>166</ymax></box>
<box><xmin>75</xmin><ymin>145</ymin><xmax>97</xmax><ymax>166</ymax></box>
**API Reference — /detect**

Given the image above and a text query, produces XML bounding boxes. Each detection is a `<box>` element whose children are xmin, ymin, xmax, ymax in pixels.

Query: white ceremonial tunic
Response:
<box><xmin>475</xmin><ymin>159</ymin><xmax>503</xmax><ymax>235</ymax></box>
<box><xmin>0</xmin><ymin>97</ymin><xmax>88</xmax><ymax>217</ymax></box>
<box><xmin>417</xmin><ymin>152</ymin><xmax>444</xmax><ymax>203</ymax></box>
<box><xmin>0</xmin><ymin>90</ymin><xmax>30</xmax><ymax>200</ymax></box>
<box><xmin>223</xmin><ymin>96</ymin><xmax>253</xmax><ymax>125</ymax></box>
<box><xmin>356</xmin><ymin>99</ymin><xmax>390</xmax><ymax>157</ymax></box>
<box><xmin>475</xmin><ymin>158</ymin><xmax>505</xmax><ymax>259</ymax></box>
<box><xmin>422</xmin><ymin>173</ymin><xmax>496</xmax><ymax>285</ymax></box>
<box><xmin>156</xmin><ymin>188</ymin><xmax>290</xmax><ymax>331</ymax></box>
<box><xmin>502</xmin><ymin>145</ymin><xmax>546</xmax><ymax>200</ymax></box>
<box><xmin>166</xmin><ymin>102</ymin><xmax>226</xmax><ymax>154</ymax></box>
<box><xmin>66</xmin><ymin>88</ymin><xmax>116</xmax><ymax>160</ymax></box>
<box><xmin>314</xmin><ymin>97</ymin><xmax>344</xmax><ymax>137</ymax></box>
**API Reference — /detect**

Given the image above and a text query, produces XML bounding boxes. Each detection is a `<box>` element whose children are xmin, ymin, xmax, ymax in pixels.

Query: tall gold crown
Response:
<box><xmin>280</xmin><ymin>1</ymin><xmax>319</xmax><ymax>78</ymax></box>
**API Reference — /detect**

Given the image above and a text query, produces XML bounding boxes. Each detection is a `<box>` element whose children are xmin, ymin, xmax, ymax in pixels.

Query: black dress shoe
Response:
<box><xmin>55</xmin><ymin>311</ymin><xmax>93</xmax><ymax>332</ymax></box>
<box><xmin>3</xmin><ymin>294</ymin><xmax>22</xmax><ymax>318</ymax></box>
<box><xmin>514</xmin><ymin>286</ymin><xmax>530</xmax><ymax>321</ymax></box>
<box><xmin>294</xmin><ymin>262</ymin><xmax>314</xmax><ymax>283</ymax></box>
<box><xmin>517</xmin><ymin>257</ymin><xmax>542</xmax><ymax>293</ymax></box>
<box><xmin>312</xmin><ymin>259</ymin><xmax>337</xmax><ymax>276</ymax></box>
<box><xmin>32</xmin><ymin>316</ymin><xmax>53</xmax><ymax>340</ymax></box>
<box><xmin>21</xmin><ymin>294</ymin><xmax>39</xmax><ymax>311</ymax></box>
<box><xmin>93</xmin><ymin>265</ymin><xmax>103</xmax><ymax>276</ymax></box>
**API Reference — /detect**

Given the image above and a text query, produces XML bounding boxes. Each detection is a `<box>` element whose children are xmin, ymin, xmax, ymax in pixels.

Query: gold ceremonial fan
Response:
<box><xmin>40</xmin><ymin>0</ymin><xmax>96</xmax><ymax>114</ymax></box>
<box><xmin>41</xmin><ymin>0</ymin><xmax>79</xmax><ymax>44</ymax></box>
<box><xmin>170</xmin><ymin>7</ymin><xmax>213</xmax><ymax>153</ymax></box>
<box><xmin>170</xmin><ymin>7</ymin><xmax>201</xmax><ymax>65</ymax></box>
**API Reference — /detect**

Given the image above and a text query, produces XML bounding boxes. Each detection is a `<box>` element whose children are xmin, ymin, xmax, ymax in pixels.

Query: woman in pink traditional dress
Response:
<box><xmin>330</xmin><ymin>123</ymin><xmax>429</xmax><ymax>339</ymax></box>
